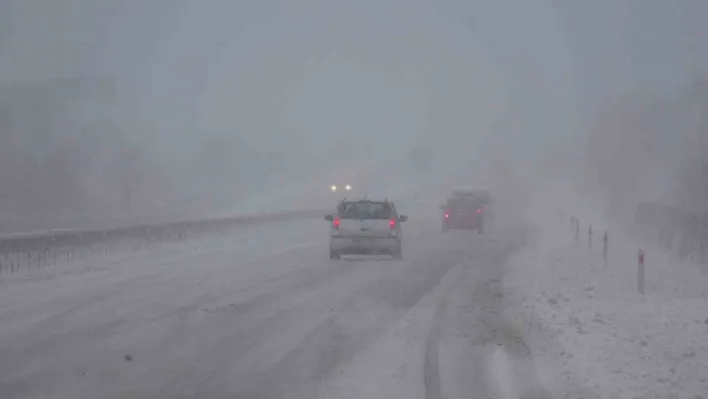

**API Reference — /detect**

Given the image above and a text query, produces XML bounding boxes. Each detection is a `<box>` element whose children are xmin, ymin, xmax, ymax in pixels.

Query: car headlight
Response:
<box><xmin>345</xmin><ymin>184</ymin><xmax>351</xmax><ymax>191</ymax></box>
<box><xmin>331</xmin><ymin>185</ymin><xmax>337</xmax><ymax>192</ymax></box>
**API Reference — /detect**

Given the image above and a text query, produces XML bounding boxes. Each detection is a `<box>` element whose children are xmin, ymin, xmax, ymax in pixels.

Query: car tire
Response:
<box><xmin>329</xmin><ymin>249</ymin><xmax>341</xmax><ymax>260</ymax></box>
<box><xmin>393</xmin><ymin>242</ymin><xmax>403</xmax><ymax>260</ymax></box>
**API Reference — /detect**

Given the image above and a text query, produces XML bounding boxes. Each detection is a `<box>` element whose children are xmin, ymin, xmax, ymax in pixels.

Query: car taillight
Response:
<box><xmin>476</xmin><ymin>208</ymin><xmax>483</xmax><ymax>214</ymax></box>
<box><xmin>333</xmin><ymin>217</ymin><xmax>340</xmax><ymax>229</ymax></box>
<box><xmin>444</xmin><ymin>213</ymin><xmax>449</xmax><ymax>219</ymax></box>
<box><xmin>389</xmin><ymin>218</ymin><xmax>396</xmax><ymax>229</ymax></box>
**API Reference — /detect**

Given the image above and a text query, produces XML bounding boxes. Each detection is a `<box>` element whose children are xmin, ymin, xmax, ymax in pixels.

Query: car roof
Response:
<box><xmin>454</xmin><ymin>185</ymin><xmax>488</xmax><ymax>192</ymax></box>
<box><xmin>453</xmin><ymin>187</ymin><xmax>489</xmax><ymax>195</ymax></box>
<box><xmin>451</xmin><ymin>191</ymin><xmax>478</xmax><ymax>198</ymax></box>
<box><xmin>450</xmin><ymin>195</ymin><xmax>484</xmax><ymax>200</ymax></box>
<box><xmin>339</xmin><ymin>197</ymin><xmax>392</xmax><ymax>204</ymax></box>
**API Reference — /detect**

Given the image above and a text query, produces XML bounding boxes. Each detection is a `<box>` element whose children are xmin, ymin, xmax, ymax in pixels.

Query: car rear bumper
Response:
<box><xmin>330</xmin><ymin>236</ymin><xmax>399</xmax><ymax>254</ymax></box>
<box><xmin>443</xmin><ymin>217</ymin><xmax>482</xmax><ymax>229</ymax></box>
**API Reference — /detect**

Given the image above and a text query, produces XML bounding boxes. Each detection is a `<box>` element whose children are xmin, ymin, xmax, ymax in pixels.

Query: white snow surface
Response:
<box><xmin>502</xmin><ymin>214</ymin><xmax>708</xmax><ymax>399</ymax></box>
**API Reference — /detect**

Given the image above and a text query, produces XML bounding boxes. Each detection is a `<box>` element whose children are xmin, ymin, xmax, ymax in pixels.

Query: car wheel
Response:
<box><xmin>393</xmin><ymin>242</ymin><xmax>403</xmax><ymax>260</ymax></box>
<box><xmin>329</xmin><ymin>249</ymin><xmax>341</xmax><ymax>260</ymax></box>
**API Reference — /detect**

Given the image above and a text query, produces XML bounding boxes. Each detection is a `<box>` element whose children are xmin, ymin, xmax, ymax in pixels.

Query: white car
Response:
<box><xmin>324</xmin><ymin>198</ymin><xmax>408</xmax><ymax>260</ymax></box>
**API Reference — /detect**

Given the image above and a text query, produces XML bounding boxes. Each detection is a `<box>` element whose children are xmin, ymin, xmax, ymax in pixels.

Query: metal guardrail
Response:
<box><xmin>0</xmin><ymin>209</ymin><xmax>324</xmax><ymax>274</ymax></box>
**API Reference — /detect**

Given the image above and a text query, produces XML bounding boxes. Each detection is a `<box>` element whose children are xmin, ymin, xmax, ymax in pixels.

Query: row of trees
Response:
<box><xmin>0</xmin><ymin>130</ymin><xmax>173</xmax><ymax>230</ymax></box>
<box><xmin>583</xmin><ymin>79</ymin><xmax>708</xmax><ymax>222</ymax></box>
<box><xmin>0</xmin><ymin>78</ymin><xmax>329</xmax><ymax>232</ymax></box>
<box><xmin>0</xmin><ymin>78</ymin><xmax>172</xmax><ymax>231</ymax></box>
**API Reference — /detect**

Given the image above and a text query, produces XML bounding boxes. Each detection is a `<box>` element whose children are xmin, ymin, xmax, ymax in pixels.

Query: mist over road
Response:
<box><xmin>0</xmin><ymin>213</ymin><xmax>548</xmax><ymax>399</ymax></box>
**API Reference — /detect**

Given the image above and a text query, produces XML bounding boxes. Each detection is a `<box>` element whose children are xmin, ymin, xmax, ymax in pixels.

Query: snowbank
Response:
<box><xmin>502</xmin><ymin>220</ymin><xmax>708</xmax><ymax>399</ymax></box>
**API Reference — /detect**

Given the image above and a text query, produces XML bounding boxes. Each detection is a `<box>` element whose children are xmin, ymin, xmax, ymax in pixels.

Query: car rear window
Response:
<box><xmin>451</xmin><ymin>193</ymin><xmax>490</xmax><ymax>203</ymax></box>
<box><xmin>337</xmin><ymin>201</ymin><xmax>392</xmax><ymax>219</ymax></box>
<box><xmin>449</xmin><ymin>198</ymin><xmax>484</xmax><ymax>210</ymax></box>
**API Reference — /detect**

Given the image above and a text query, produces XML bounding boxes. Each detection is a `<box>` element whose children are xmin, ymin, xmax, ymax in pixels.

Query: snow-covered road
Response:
<box><xmin>0</xmin><ymin>213</ymin><xmax>549</xmax><ymax>399</ymax></box>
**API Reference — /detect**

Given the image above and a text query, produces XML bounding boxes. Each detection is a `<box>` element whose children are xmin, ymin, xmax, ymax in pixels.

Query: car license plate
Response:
<box><xmin>353</xmin><ymin>238</ymin><xmax>375</xmax><ymax>245</ymax></box>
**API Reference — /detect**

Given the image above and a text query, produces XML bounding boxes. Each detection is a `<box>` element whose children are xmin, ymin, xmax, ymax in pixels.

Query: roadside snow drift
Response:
<box><xmin>502</xmin><ymin>218</ymin><xmax>708</xmax><ymax>399</ymax></box>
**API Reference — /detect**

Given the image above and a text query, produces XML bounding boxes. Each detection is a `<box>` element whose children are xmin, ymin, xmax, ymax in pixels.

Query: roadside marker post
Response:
<box><xmin>638</xmin><ymin>249</ymin><xmax>645</xmax><ymax>295</ymax></box>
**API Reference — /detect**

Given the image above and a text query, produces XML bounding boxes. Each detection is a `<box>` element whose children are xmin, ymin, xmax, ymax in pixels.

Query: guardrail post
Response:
<box><xmin>603</xmin><ymin>231</ymin><xmax>608</xmax><ymax>265</ymax></box>
<box><xmin>588</xmin><ymin>225</ymin><xmax>593</xmax><ymax>250</ymax></box>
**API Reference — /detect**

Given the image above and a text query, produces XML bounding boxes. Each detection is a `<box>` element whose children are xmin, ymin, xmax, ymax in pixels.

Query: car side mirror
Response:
<box><xmin>398</xmin><ymin>215</ymin><xmax>408</xmax><ymax>223</ymax></box>
<box><xmin>324</xmin><ymin>214</ymin><xmax>334</xmax><ymax>222</ymax></box>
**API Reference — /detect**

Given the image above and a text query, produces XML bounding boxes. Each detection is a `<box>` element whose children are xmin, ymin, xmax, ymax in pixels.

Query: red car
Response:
<box><xmin>441</xmin><ymin>197</ymin><xmax>487</xmax><ymax>233</ymax></box>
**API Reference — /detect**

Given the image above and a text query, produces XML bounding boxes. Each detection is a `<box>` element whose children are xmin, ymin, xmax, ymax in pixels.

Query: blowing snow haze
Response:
<box><xmin>2</xmin><ymin>1</ymin><xmax>708</xmax><ymax>399</ymax></box>
<box><xmin>0</xmin><ymin>0</ymin><xmax>706</xmax><ymax>230</ymax></box>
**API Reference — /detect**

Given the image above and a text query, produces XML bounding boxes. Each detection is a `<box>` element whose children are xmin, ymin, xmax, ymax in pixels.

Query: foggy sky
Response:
<box><xmin>1</xmin><ymin>0</ymin><xmax>704</xmax><ymax>188</ymax></box>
